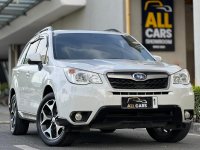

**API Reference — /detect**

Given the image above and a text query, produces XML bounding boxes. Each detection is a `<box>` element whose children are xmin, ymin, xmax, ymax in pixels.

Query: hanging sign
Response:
<box><xmin>142</xmin><ymin>0</ymin><xmax>174</xmax><ymax>51</ymax></box>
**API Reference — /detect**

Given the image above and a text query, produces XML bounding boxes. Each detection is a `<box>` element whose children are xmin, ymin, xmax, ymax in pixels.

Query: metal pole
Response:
<box><xmin>125</xmin><ymin>0</ymin><xmax>131</xmax><ymax>34</ymax></box>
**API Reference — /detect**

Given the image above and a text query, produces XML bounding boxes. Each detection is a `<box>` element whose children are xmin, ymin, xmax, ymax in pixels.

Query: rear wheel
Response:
<box><xmin>9</xmin><ymin>94</ymin><xmax>29</xmax><ymax>135</ymax></box>
<box><xmin>100</xmin><ymin>129</ymin><xmax>116</xmax><ymax>133</ymax></box>
<box><xmin>37</xmin><ymin>93</ymin><xmax>76</xmax><ymax>146</ymax></box>
<box><xmin>146</xmin><ymin>123</ymin><xmax>191</xmax><ymax>143</ymax></box>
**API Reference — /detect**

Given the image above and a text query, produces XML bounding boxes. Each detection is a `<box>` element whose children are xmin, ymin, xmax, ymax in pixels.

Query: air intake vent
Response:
<box><xmin>112</xmin><ymin>92</ymin><xmax>169</xmax><ymax>95</ymax></box>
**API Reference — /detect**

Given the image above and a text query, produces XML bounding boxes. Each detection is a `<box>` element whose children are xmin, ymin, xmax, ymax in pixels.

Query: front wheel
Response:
<box><xmin>146</xmin><ymin>123</ymin><xmax>191</xmax><ymax>143</ymax></box>
<box><xmin>36</xmin><ymin>93</ymin><xmax>76</xmax><ymax>146</ymax></box>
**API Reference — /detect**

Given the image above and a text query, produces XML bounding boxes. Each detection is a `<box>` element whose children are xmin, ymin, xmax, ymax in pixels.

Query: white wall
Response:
<box><xmin>193</xmin><ymin>0</ymin><xmax>200</xmax><ymax>85</ymax></box>
<box><xmin>130</xmin><ymin>0</ymin><xmax>187</xmax><ymax>68</ymax></box>
<box><xmin>52</xmin><ymin>0</ymin><xmax>188</xmax><ymax>69</ymax></box>
<box><xmin>52</xmin><ymin>0</ymin><xmax>124</xmax><ymax>31</ymax></box>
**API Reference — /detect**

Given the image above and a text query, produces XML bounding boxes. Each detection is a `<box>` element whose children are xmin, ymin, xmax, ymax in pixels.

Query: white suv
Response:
<box><xmin>9</xmin><ymin>27</ymin><xmax>194</xmax><ymax>146</ymax></box>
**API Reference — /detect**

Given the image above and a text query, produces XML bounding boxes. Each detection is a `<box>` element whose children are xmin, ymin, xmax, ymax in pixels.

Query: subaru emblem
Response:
<box><xmin>132</xmin><ymin>73</ymin><xmax>147</xmax><ymax>81</ymax></box>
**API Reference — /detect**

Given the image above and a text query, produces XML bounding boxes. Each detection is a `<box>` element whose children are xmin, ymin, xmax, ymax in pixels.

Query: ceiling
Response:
<box><xmin>0</xmin><ymin>0</ymin><xmax>44</xmax><ymax>29</ymax></box>
<box><xmin>0</xmin><ymin>0</ymin><xmax>86</xmax><ymax>60</ymax></box>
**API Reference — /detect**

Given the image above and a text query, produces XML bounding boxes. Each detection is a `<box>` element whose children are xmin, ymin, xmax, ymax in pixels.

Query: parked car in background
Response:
<box><xmin>9</xmin><ymin>27</ymin><xmax>194</xmax><ymax>146</ymax></box>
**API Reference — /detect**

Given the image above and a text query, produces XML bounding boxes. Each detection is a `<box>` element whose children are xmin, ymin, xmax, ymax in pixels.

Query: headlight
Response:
<box><xmin>64</xmin><ymin>68</ymin><xmax>102</xmax><ymax>85</ymax></box>
<box><xmin>173</xmin><ymin>69</ymin><xmax>190</xmax><ymax>85</ymax></box>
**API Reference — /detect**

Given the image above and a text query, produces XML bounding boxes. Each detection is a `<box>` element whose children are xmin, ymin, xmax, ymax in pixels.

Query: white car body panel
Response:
<box><xmin>9</xmin><ymin>29</ymin><xmax>194</xmax><ymax>128</ymax></box>
<box><xmin>54</xmin><ymin>59</ymin><xmax>182</xmax><ymax>75</ymax></box>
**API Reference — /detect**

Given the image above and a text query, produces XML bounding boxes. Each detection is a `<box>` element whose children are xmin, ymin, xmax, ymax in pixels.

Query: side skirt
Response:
<box><xmin>18</xmin><ymin>111</ymin><xmax>36</xmax><ymax>122</ymax></box>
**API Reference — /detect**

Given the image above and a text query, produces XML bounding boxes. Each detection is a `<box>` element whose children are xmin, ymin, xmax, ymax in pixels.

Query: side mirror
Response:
<box><xmin>27</xmin><ymin>53</ymin><xmax>42</xmax><ymax>64</ymax></box>
<box><xmin>153</xmin><ymin>55</ymin><xmax>162</xmax><ymax>62</ymax></box>
<box><xmin>27</xmin><ymin>53</ymin><xmax>43</xmax><ymax>70</ymax></box>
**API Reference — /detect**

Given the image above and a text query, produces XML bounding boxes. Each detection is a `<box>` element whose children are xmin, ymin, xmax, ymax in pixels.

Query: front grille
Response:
<box><xmin>107</xmin><ymin>72</ymin><xmax>169</xmax><ymax>89</ymax></box>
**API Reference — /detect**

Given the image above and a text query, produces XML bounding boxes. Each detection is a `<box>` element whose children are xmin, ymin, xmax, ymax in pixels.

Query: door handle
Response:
<box><xmin>16</xmin><ymin>71</ymin><xmax>20</xmax><ymax>77</ymax></box>
<box><xmin>26</xmin><ymin>72</ymin><xmax>30</xmax><ymax>78</ymax></box>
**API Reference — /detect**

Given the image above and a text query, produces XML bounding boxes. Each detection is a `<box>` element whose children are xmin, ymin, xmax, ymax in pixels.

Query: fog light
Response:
<box><xmin>75</xmin><ymin>112</ymin><xmax>82</xmax><ymax>121</ymax></box>
<box><xmin>70</xmin><ymin>111</ymin><xmax>92</xmax><ymax>122</ymax></box>
<box><xmin>184</xmin><ymin>111</ymin><xmax>191</xmax><ymax>119</ymax></box>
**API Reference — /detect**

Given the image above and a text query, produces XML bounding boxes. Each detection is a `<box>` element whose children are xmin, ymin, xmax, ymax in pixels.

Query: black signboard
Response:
<box><xmin>142</xmin><ymin>0</ymin><xmax>174</xmax><ymax>51</ymax></box>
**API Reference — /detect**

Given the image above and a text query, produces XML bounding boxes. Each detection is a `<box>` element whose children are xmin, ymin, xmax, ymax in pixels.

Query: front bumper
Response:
<box><xmin>56</xmin><ymin>76</ymin><xmax>194</xmax><ymax>128</ymax></box>
<box><xmin>57</xmin><ymin>105</ymin><xmax>191</xmax><ymax>130</ymax></box>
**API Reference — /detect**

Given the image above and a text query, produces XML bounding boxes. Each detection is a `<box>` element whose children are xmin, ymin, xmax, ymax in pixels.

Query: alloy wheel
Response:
<box><xmin>40</xmin><ymin>99</ymin><xmax>64</xmax><ymax>140</ymax></box>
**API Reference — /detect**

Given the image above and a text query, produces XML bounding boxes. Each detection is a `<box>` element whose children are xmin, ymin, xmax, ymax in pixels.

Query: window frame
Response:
<box><xmin>17</xmin><ymin>43</ymin><xmax>30</xmax><ymax>66</ymax></box>
<box><xmin>35</xmin><ymin>35</ymin><xmax>49</xmax><ymax>64</ymax></box>
<box><xmin>23</xmin><ymin>38</ymin><xmax>40</xmax><ymax>64</ymax></box>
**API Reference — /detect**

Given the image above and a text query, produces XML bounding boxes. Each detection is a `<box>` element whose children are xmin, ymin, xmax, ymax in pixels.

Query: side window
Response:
<box><xmin>36</xmin><ymin>38</ymin><xmax>48</xmax><ymax>64</ymax></box>
<box><xmin>17</xmin><ymin>43</ymin><xmax>30</xmax><ymax>65</ymax></box>
<box><xmin>24</xmin><ymin>40</ymin><xmax>39</xmax><ymax>64</ymax></box>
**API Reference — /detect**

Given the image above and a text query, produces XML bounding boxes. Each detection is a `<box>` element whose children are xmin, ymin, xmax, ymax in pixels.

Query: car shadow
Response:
<box><xmin>23</xmin><ymin>125</ymin><xmax>190</xmax><ymax>149</ymax></box>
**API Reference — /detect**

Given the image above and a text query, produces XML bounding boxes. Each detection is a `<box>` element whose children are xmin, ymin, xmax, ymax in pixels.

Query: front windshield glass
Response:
<box><xmin>53</xmin><ymin>33</ymin><xmax>155</xmax><ymax>61</ymax></box>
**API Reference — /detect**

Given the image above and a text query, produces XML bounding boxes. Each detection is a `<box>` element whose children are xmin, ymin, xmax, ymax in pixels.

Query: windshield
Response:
<box><xmin>53</xmin><ymin>33</ymin><xmax>155</xmax><ymax>61</ymax></box>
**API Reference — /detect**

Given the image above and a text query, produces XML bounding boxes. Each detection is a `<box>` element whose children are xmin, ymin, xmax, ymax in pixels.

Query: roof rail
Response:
<box><xmin>40</xmin><ymin>26</ymin><xmax>53</xmax><ymax>33</ymax></box>
<box><xmin>35</xmin><ymin>26</ymin><xmax>53</xmax><ymax>36</ymax></box>
<box><xmin>104</xmin><ymin>29</ymin><xmax>121</xmax><ymax>33</ymax></box>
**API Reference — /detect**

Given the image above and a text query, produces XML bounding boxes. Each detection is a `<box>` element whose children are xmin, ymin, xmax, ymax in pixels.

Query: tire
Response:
<box><xmin>9</xmin><ymin>94</ymin><xmax>29</xmax><ymax>135</ymax></box>
<box><xmin>100</xmin><ymin>129</ymin><xmax>116</xmax><ymax>133</ymax></box>
<box><xmin>146</xmin><ymin>123</ymin><xmax>191</xmax><ymax>143</ymax></box>
<box><xmin>36</xmin><ymin>93</ymin><xmax>76</xmax><ymax>146</ymax></box>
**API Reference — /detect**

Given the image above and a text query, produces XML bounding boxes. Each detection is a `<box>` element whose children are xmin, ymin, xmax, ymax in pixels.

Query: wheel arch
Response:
<box><xmin>9</xmin><ymin>88</ymin><xmax>16</xmax><ymax>104</ymax></box>
<box><xmin>43</xmin><ymin>85</ymin><xmax>54</xmax><ymax>98</ymax></box>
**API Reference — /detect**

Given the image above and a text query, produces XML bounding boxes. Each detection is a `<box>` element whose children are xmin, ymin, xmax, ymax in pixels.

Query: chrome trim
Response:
<box><xmin>107</xmin><ymin>73</ymin><xmax>168</xmax><ymax>81</ymax></box>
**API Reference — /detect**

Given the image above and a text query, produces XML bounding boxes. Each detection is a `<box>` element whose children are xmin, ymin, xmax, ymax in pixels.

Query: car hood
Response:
<box><xmin>55</xmin><ymin>59</ymin><xmax>182</xmax><ymax>75</ymax></box>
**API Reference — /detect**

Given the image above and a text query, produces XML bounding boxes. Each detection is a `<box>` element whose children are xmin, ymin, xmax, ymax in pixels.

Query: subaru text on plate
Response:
<box><xmin>9</xmin><ymin>27</ymin><xmax>194</xmax><ymax>146</ymax></box>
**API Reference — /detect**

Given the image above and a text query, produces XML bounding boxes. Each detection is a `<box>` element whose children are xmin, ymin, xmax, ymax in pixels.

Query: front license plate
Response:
<box><xmin>121</xmin><ymin>97</ymin><xmax>158</xmax><ymax>109</ymax></box>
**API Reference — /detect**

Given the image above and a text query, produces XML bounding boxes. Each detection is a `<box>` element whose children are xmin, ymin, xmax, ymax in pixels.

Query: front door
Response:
<box><xmin>20</xmin><ymin>40</ymin><xmax>40</xmax><ymax>114</ymax></box>
<box><xmin>24</xmin><ymin>36</ymin><xmax>49</xmax><ymax>115</ymax></box>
